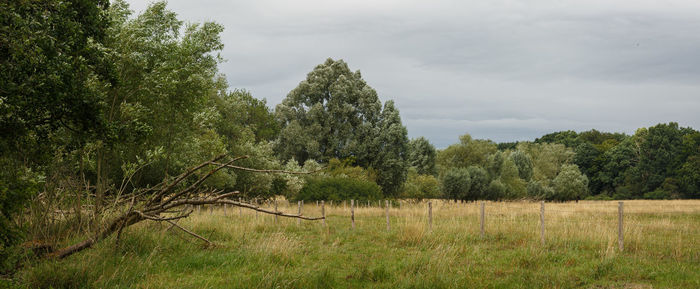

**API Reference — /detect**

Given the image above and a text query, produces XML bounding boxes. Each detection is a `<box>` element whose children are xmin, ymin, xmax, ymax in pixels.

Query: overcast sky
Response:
<box><xmin>126</xmin><ymin>0</ymin><xmax>700</xmax><ymax>148</ymax></box>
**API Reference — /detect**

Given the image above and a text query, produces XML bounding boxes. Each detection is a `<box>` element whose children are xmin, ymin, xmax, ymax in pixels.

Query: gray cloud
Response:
<box><xmin>126</xmin><ymin>0</ymin><xmax>700</xmax><ymax>147</ymax></box>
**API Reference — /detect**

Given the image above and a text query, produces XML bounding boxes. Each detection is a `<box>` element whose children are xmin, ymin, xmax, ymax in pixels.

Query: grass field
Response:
<box><xmin>12</xmin><ymin>200</ymin><xmax>700</xmax><ymax>288</ymax></box>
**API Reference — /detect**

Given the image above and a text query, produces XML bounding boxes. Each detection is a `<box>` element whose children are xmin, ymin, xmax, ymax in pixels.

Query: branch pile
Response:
<box><xmin>49</xmin><ymin>154</ymin><xmax>323</xmax><ymax>259</ymax></box>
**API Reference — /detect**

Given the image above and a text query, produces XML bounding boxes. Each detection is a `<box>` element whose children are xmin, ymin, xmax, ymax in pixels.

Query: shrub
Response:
<box><xmin>402</xmin><ymin>172</ymin><xmax>441</xmax><ymax>201</ymax></box>
<box><xmin>485</xmin><ymin>179</ymin><xmax>507</xmax><ymax>200</ymax></box>
<box><xmin>293</xmin><ymin>177</ymin><xmax>382</xmax><ymax>201</ymax></box>
<box><xmin>441</xmin><ymin>168</ymin><xmax>470</xmax><ymax>201</ymax></box>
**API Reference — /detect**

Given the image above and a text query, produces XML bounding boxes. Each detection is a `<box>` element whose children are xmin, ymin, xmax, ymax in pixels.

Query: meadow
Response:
<box><xmin>15</xmin><ymin>200</ymin><xmax>700</xmax><ymax>289</ymax></box>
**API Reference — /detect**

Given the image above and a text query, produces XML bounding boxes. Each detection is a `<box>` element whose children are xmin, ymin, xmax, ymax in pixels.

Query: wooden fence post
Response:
<box><xmin>351</xmin><ymin>199</ymin><xmax>355</xmax><ymax>230</ymax></box>
<box><xmin>480</xmin><ymin>202</ymin><xmax>485</xmax><ymax>238</ymax></box>
<box><xmin>428</xmin><ymin>201</ymin><xmax>432</xmax><ymax>230</ymax></box>
<box><xmin>223</xmin><ymin>204</ymin><xmax>227</xmax><ymax>216</ymax></box>
<box><xmin>385</xmin><ymin>200</ymin><xmax>390</xmax><ymax>232</ymax></box>
<box><xmin>238</xmin><ymin>197</ymin><xmax>242</xmax><ymax>217</ymax></box>
<box><xmin>322</xmin><ymin>201</ymin><xmax>326</xmax><ymax>226</ymax></box>
<box><xmin>210</xmin><ymin>204</ymin><xmax>213</xmax><ymax>215</ymax></box>
<box><xmin>540</xmin><ymin>201</ymin><xmax>545</xmax><ymax>246</ymax></box>
<box><xmin>297</xmin><ymin>201</ymin><xmax>302</xmax><ymax>225</ymax></box>
<box><xmin>618</xmin><ymin>201</ymin><xmax>624</xmax><ymax>252</ymax></box>
<box><xmin>274</xmin><ymin>199</ymin><xmax>278</xmax><ymax>223</ymax></box>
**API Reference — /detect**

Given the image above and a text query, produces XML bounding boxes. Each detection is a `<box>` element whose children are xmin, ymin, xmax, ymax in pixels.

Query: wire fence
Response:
<box><xmin>196</xmin><ymin>199</ymin><xmax>699</xmax><ymax>255</ymax></box>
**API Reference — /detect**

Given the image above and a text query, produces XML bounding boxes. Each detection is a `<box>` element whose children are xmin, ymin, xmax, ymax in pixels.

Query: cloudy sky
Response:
<box><xmin>126</xmin><ymin>0</ymin><xmax>700</xmax><ymax>148</ymax></box>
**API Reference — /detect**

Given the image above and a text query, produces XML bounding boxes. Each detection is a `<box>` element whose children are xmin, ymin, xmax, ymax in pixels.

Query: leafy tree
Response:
<box><xmin>437</xmin><ymin>134</ymin><xmax>497</xmax><ymax>173</ymax></box>
<box><xmin>485</xmin><ymin>179</ymin><xmax>507</xmax><ymax>200</ymax></box>
<box><xmin>486</xmin><ymin>151</ymin><xmax>505</xmax><ymax>179</ymax></box>
<box><xmin>535</xmin><ymin>130</ymin><xmax>580</xmax><ymax>147</ymax></box>
<box><xmin>0</xmin><ymin>0</ymin><xmax>111</xmax><ymax>269</ymax></box>
<box><xmin>678</xmin><ymin>155</ymin><xmax>700</xmax><ymax>198</ymax></box>
<box><xmin>1</xmin><ymin>0</ymin><xmax>111</xmax><ymax>142</ymax></box>
<box><xmin>465</xmin><ymin>165</ymin><xmax>489</xmax><ymax>200</ymax></box>
<box><xmin>373</xmin><ymin>101</ymin><xmax>409</xmax><ymax>197</ymax></box>
<box><xmin>508</xmin><ymin>150</ymin><xmax>533</xmax><ymax>181</ymax></box>
<box><xmin>408</xmin><ymin>137</ymin><xmax>437</xmax><ymax>176</ymax></box>
<box><xmin>551</xmin><ymin>164</ymin><xmax>589</xmax><ymax>201</ymax></box>
<box><xmin>596</xmin><ymin>137</ymin><xmax>638</xmax><ymax>195</ymax></box>
<box><xmin>518</xmin><ymin>142</ymin><xmax>574</xmax><ymax>182</ymax></box>
<box><xmin>527</xmin><ymin>180</ymin><xmax>554</xmax><ymax>200</ymax></box>
<box><xmin>294</xmin><ymin>177</ymin><xmax>382</xmax><ymax>202</ymax></box>
<box><xmin>274</xmin><ymin>58</ymin><xmax>382</xmax><ymax>166</ymax></box>
<box><xmin>402</xmin><ymin>169</ymin><xmax>441</xmax><ymax>201</ymax></box>
<box><xmin>500</xmin><ymin>157</ymin><xmax>528</xmax><ymax>199</ymax></box>
<box><xmin>634</xmin><ymin>123</ymin><xmax>685</xmax><ymax>193</ymax></box>
<box><xmin>441</xmin><ymin>168</ymin><xmax>470</xmax><ymax>202</ymax></box>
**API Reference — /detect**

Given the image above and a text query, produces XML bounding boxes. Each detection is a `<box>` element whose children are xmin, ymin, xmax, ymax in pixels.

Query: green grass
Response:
<box><xmin>8</xmin><ymin>200</ymin><xmax>700</xmax><ymax>288</ymax></box>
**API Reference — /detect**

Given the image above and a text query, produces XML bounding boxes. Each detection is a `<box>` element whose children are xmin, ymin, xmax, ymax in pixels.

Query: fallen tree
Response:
<box><xmin>49</xmin><ymin>154</ymin><xmax>323</xmax><ymax>259</ymax></box>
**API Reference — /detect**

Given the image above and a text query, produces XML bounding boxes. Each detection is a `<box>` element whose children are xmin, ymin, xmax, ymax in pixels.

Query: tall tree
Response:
<box><xmin>275</xmin><ymin>58</ymin><xmax>382</xmax><ymax>166</ymax></box>
<box><xmin>0</xmin><ymin>0</ymin><xmax>111</xmax><ymax>269</ymax></box>
<box><xmin>408</xmin><ymin>137</ymin><xmax>437</xmax><ymax>176</ymax></box>
<box><xmin>373</xmin><ymin>101</ymin><xmax>409</xmax><ymax>196</ymax></box>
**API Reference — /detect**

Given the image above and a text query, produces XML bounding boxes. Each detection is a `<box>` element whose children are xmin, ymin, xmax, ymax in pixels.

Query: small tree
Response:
<box><xmin>552</xmin><ymin>164</ymin><xmax>589</xmax><ymax>201</ymax></box>
<box><xmin>441</xmin><ymin>168</ymin><xmax>471</xmax><ymax>202</ymax></box>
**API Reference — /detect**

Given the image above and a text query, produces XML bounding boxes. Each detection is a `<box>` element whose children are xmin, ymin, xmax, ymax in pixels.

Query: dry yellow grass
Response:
<box><xmin>19</xmin><ymin>199</ymin><xmax>699</xmax><ymax>288</ymax></box>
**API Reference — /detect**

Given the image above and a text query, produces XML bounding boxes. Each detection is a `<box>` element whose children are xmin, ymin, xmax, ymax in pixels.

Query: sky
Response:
<box><xmin>125</xmin><ymin>0</ymin><xmax>700</xmax><ymax>148</ymax></box>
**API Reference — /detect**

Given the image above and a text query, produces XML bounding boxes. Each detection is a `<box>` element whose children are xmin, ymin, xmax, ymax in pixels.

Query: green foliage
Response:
<box><xmin>402</xmin><ymin>169</ymin><xmax>441</xmax><ymax>200</ymax></box>
<box><xmin>465</xmin><ymin>166</ymin><xmax>489</xmax><ymax>200</ymax></box>
<box><xmin>508</xmin><ymin>150</ymin><xmax>533</xmax><ymax>181</ymax></box>
<box><xmin>0</xmin><ymin>166</ymin><xmax>42</xmax><ymax>273</ymax></box>
<box><xmin>294</xmin><ymin>177</ymin><xmax>382</xmax><ymax>201</ymax></box>
<box><xmin>408</xmin><ymin>137</ymin><xmax>437</xmax><ymax>176</ymax></box>
<box><xmin>527</xmin><ymin>180</ymin><xmax>554</xmax><ymax>200</ymax></box>
<box><xmin>275</xmin><ymin>59</ymin><xmax>409</xmax><ymax>197</ymax></box>
<box><xmin>437</xmin><ymin>134</ymin><xmax>497</xmax><ymax>174</ymax></box>
<box><xmin>374</xmin><ymin>101</ymin><xmax>409</xmax><ymax>197</ymax></box>
<box><xmin>274</xmin><ymin>58</ymin><xmax>383</xmax><ymax>165</ymax></box>
<box><xmin>485</xmin><ymin>179</ymin><xmax>507</xmax><ymax>200</ymax></box>
<box><xmin>324</xmin><ymin>159</ymin><xmax>376</xmax><ymax>182</ymax></box>
<box><xmin>0</xmin><ymin>0</ymin><xmax>111</xmax><ymax>141</ymax></box>
<box><xmin>441</xmin><ymin>168</ymin><xmax>470</xmax><ymax>201</ymax></box>
<box><xmin>551</xmin><ymin>164</ymin><xmax>589</xmax><ymax>201</ymax></box>
<box><xmin>0</xmin><ymin>0</ymin><xmax>110</xmax><ymax>272</ymax></box>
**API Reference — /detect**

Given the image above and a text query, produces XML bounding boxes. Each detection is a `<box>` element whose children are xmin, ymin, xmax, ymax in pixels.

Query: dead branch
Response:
<box><xmin>211</xmin><ymin>162</ymin><xmax>325</xmax><ymax>175</ymax></box>
<box><xmin>165</xmin><ymin>220</ymin><xmax>213</xmax><ymax>246</ymax></box>
<box><xmin>49</xmin><ymin>155</ymin><xmax>323</xmax><ymax>259</ymax></box>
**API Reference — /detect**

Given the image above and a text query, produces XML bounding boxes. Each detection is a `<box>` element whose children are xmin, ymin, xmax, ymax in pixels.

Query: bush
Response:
<box><xmin>402</xmin><ymin>172</ymin><xmax>441</xmax><ymax>201</ymax></box>
<box><xmin>293</xmin><ymin>177</ymin><xmax>382</xmax><ymax>201</ymax></box>
<box><xmin>527</xmin><ymin>180</ymin><xmax>554</xmax><ymax>200</ymax></box>
<box><xmin>643</xmin><ymin>190</ymin><xmax>670</xmax><ymax>200</ymax></box>
<box><xmin>441</xmin><ymin>168</ymin><xmax>470</xmax><ymax>201</ymax></box>
<box><xmin>485</xmin><ymin>179</ymin><xmax>507</xmax><ymax>200</ymax></box>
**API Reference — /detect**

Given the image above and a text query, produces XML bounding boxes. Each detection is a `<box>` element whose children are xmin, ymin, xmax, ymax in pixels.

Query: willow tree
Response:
<box><xmin>275</xmin><ymin>58</ymin><xmax>409</xmax><ymax>196</ymax></box>
<box><xmin>275</xmin><ymin>58</ymin><xmax>382</xmax><ymax>166</ymax></box>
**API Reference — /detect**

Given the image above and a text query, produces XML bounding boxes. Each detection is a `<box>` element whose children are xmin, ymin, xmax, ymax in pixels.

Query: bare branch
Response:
<box><xmin>212</xmin><ymin>162</ymin><xmax>325</xmax><ymax>175</ymax></box>
<box><xmin>165</xmin><ymin>220</ymin><xmax>213</xmax><ymax>246</ymax></box>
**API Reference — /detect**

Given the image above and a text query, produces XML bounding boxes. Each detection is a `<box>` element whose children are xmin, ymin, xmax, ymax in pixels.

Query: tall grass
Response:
<box><xmin>12</xmin><ymin>200</ymin><xmax>700</xmax><ymax>288</ymax></box>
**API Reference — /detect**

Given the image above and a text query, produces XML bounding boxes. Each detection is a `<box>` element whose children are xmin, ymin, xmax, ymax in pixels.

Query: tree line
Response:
<box><xmin>1</xmin><ymin>0</ymin><xmax>699</xmax><ymax>273</ymax></box>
